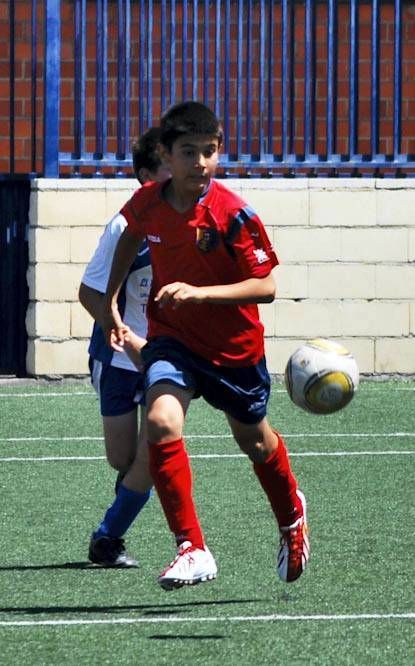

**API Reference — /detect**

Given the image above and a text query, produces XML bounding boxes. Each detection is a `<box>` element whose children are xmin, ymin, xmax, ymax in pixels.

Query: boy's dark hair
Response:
<box><xmin>132</xmin><ymin>127</ymin><xmax>162</xmax><ymax>179</ymax></box>
<box><xmin>160</xmin><ymin>101</ymin><xmax>223</xmax><ymax>150</ymax></box>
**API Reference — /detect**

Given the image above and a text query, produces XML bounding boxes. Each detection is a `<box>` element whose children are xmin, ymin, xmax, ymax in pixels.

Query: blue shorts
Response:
<box><xmin>141</xmin><ymin>337</ymin><xmax>271</xmax><ymax>425</ymax></box>
<box><xmin>89</xmin><ymin>358</ymin><xmax>145</xmax><ymax>417</ymax></box>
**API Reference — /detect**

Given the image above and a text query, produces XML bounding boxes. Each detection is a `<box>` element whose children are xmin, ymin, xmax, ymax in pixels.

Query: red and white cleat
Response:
<box><xmin>277</xmin><ymin>490</ymin><xmax>310</xmax><ymax>582</ymax></box>
<box><xmin>158</xmin><ymin>541</ymin><xmax>217</xmax><ymax>591</ymax></box>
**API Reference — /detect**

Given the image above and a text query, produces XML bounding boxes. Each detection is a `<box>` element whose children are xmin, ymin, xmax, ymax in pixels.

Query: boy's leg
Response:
<box><xmin>89</xmin><ymin>407</ymin><xmax>152</xmax><ymax>567</ymax></box>
<box><xmin>103</xmin><ymin>410</ymin><xmax>139</xmax><ymax>474</ymax></box>
<box><xmin>146</xmin><ymin>382</ymin><xmax>217</xmax><ymax>589</ymax></box>
<box><xmin>146</xmin><ymin>382</ymin><xmax>203</xmax><ymax>547</ymax></box>
<box><xmin>226</xmin><ymin>415</ymin><xmax>309</xmax><ymax>583</ymax></box>
<box><xmin>89</xmin><ymin>361</ymin><xmax>152</xmax><ymax>567</ymax></box>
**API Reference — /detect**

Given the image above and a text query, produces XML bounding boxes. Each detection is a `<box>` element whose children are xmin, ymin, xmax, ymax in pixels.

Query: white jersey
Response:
<box><xmin>81</xmin><ymin>213</ymin><xmax>152</xmax><ymax>372</ymax></box>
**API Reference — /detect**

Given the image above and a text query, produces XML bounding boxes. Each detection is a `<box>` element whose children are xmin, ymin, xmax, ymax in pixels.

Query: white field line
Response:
<box><xmin>0</xmin><ymin>451</ymin><xmax>414</xmax><ymax>463</ymax></box>
<box><xmin>0</xmin><ymin>612</ymin><xmax>413</xmax><ymax>628</ymax></box>
<box><xmin>1</xmin><ymin>432</ymin><xmax>415</xmax><ymax>444</ymax></box>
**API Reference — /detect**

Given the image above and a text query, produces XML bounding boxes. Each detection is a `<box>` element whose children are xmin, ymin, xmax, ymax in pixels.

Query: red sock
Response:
<box><xmin>253</xmin><ymin>432</ymin><xmax>302</xmax><ymax>528</ymax></box>
<box><xmin>148</xmin><ymin>438</ymin><xmax>204</xmax><ymax>548</ymax></box>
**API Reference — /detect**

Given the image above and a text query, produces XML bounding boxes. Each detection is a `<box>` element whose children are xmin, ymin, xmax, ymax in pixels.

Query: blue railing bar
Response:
<box><xmin>160</xmin><ymin>0</ymin><xmax>167</xmax><ymax>112</ymax></box>
<box><xmin>95</xmin><ymin>0</ymin><xmax>108</xmax><ymax>161</ymax></box>
<box><xmin>327</xmin><ymin>0</ymin><xmax>337</xmax><ymax>158</ymax></box>
<box><xmin>43</xmin><ymin>0</ymin><xmax>60</xmax><ymax>178</ymax></box>
<box><xmin>281</xmin><ymin>0</ymin><xmax>289</xmax><ymax>159</ymax></box>
<box><xmin>349</xmin><ymin>0</ymin><xmax>358</xmax><ymax>157</ymax></box>
<box><xmin>31</xmin><ymin>0</ymin><xmax>37</xmax><ymax>173</ymax></box>
<box><xmin>246</xmin><ymin>0</ymin><xmax>253</xmax><ymax>154</ymax></box>
<box><xmin>258</xmin><ymin>0</ymin><xmax>266</xmax><ymax>159</ymax></box>
<box><xmin>147</xmin><ymin>0</ymin><xmax>153</xmax><ymax>127</ymax></box>
<box><xmin>304</xmin><ymin>0</ymin><xmax>316</xmax><ymax>158</ymax></box>
<box><xmin>214</xmin><ymin>0</ymin><xmax>220</xmax><ymax>120</ymax></box>
<box><xmin>288</xmin><ymin>0</ymin><xmax>295</xmax><ymax>154</ymax></box>
<box><xmin>95</xmin><ymin>0</ymin><xmax>101</xmax><ymax>159</ymax></box>
<box><xmin>117</xmin><ymin>0</ymin><xmax>124</xmax><ymax>157</ymax></box>
<box><xmin>223</xmin><ymin>0</ymin><xmax>231</xmax><ymax>156</ymax></box>
<box><xmin>139</xmin><ymin>1</ymin><xmax>145</xmax><ymax>134</ymax></box>
<box><xmin>192</xmin><ymin>0</ymin><xmax>198</xmax><ymax>100</ymax></box>
<box><xmin>73</xmin><ymin>0</ymin><xmax>86</xmax><ymax>164</ymax></box>
<box><xmin>95</xmin><ymin>0</ymin><xmax>103</xmax><ymax>159</ymax></box>
<box><xmin>236</xmin><ymin>0</ymin><xmax>243</xmax><ymax>158</ymax></box>
<box><xmin>203</xmin><ymin>0</ymin><xmax>209</xmax><ymax>104</ymax></box>
<box><xmin>170</xmin><ymin>0</ymin><xmax>176</xmax><ymax>106</ymax></box>
<box><xmin>393</xmin><ymin>0</ymin><xmax>402</xmax><ymax>159</ymax></box>
<box><xmin>267</xmin><ymin>0</ymin><xmax>274</xmax><ymax>156</ymax></box>
<box><xmin>55</xmin><ymin>151</ymin><xmax>415</xmax><ymax>171</ymax></box>
<box><xmin>117</xmin><ymin>0</ymin><xmax>130</xmax><ymax>158</ymax></box>
<box><xmin>126</xmin><ymin>0</ymin><xmax>132</xmax><ymax>151</ymax></box>
<box><xmin>182</xmin><ymin>0</ymin><xmax>188</xmax><ymax>100</ymax></box>
<box><xmin>371</xmin><ymin>0</ymin><xmax>380</xmax><ymax>158</ymax></box>
<box><xmin>218</xmin><ymin>156</ymin><xmax>415</xmax><ymax>169</ymax></box>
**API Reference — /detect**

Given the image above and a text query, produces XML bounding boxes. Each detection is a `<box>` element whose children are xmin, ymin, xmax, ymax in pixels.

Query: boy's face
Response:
<box><xmin>160</xmin><ymin>134</ymin><xmax>220</xmax><ymax>195</ymax></box>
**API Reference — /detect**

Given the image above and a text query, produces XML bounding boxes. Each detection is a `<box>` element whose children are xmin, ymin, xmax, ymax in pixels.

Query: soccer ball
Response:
<box><xmin>284</xmin><ymin>338</ymin><xmax>359</xmax><ymax>415</ymax></box>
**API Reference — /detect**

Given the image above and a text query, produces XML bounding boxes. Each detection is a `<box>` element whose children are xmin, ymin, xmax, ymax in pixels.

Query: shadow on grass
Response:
<box><xmin>0</xmin><ymin>562</ymin><xmax>92</xmax><ymax>571</ymax></box>
<box><xmin>0</xmin><ymin>598</ymin><xmax>263</xmax><ymax>616</ymax></box>
<box><xmin>149</xmin><ymin>634</ymin><xmax>225</xmax><ymax>640</ymax></box>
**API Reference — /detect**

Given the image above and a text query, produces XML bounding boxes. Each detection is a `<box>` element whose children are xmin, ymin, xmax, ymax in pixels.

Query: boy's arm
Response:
<box><xmin>155</xmin><ymin>273</ymin><xmax>276</xmax><ymax>309</ymax></box>
<box><xmin>79</xmin><ymin>283</ymin><xmax>105</xmax><ymax>325</ymax></box>
<box><xmin>101</xmin><ymin>226</ymin><xmax>143</xmax><ymax>348</ymax></box>
<box><xmin>79</xmin><ymin>281</ymin><xmax>147</xmax><ymax>368</ymax></box>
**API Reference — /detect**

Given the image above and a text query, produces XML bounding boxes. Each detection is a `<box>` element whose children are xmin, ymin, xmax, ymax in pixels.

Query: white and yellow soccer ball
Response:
<box><xmin>285</xmin><ymin>338</ymin><xmax>359</xmax><ymax>415</ymax></box>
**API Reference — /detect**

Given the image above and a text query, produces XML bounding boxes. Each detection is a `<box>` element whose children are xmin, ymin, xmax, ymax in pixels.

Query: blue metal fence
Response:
<box><xmin>6</xmin><ymin>0</ymin><xmax>415</xmax><ymax>177</ymax></box>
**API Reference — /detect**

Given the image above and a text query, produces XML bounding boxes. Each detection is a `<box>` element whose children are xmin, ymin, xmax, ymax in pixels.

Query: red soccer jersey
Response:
<box><xmin>121</xmin><ymin>179</ymin><xmax>279</xmax><ymax>366</ymax></box>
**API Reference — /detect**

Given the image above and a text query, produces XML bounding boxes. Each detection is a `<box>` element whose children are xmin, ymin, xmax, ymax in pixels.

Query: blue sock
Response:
<box><xmin>94</xmin><ymin>484</ymin><xmax>151</xmax><ymax>539</ymax></box>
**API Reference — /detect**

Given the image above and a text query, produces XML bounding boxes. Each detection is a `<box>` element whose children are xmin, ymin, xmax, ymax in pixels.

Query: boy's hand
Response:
<box><xmin>101</xmin><ymin>302</ymin><xmax>129</xmax><ymax>351</ymax></box>
<box><xmin>109</xmin><ymin>324</ymin><xmax>131</xmax><ymax>352</ymax></box>
<box><xmin>155</xmin><ymin>282</ymin><xmax>204</xmax><ymax>309</ymax></box>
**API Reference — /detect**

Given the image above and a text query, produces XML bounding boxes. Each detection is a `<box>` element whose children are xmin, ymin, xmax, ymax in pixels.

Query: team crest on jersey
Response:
<box><xmin>196</xmin><ymin>227</ymin><xmax>219</xmax><ymax>252</ymax></box>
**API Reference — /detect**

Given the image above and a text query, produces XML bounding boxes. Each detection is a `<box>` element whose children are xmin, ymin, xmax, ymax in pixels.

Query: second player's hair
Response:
<box><xmin>132</xmin><ymin>127</ymin><xmax>162</xmax><ymax>179</ymax></box>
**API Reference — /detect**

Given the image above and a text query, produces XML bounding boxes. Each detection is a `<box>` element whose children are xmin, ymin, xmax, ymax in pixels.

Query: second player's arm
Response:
<box><xmin>79</xmin><ymin>282</ymin><xmax>147</xmax><ymax>367</ymax></box>
<box><xmin>101</xmin><ymin>227</ymin><xmax>144</xmax><ymax>347</ymax></box>
<box><xmin>79</xmin><ymin>283</ymin><xmax>106</xmax><ymax>326</ymax></box>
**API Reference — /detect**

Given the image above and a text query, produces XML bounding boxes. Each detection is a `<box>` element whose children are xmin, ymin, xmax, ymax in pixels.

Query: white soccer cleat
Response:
<box><xmin>277</xmin><ymin>490</ymin><xmax>310</xmax><ymax>583</ymax></box>
<box><xmin>158</xmin><ymin>541</ymin><xmax>218</xmax><ymax>591</ymax></box>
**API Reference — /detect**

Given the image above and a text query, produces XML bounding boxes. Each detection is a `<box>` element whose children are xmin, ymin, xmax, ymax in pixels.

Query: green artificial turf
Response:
<box><xmin>0</xmin><ymin>380</ymin><xmax>414</xmax><ymax>665</ymax></box>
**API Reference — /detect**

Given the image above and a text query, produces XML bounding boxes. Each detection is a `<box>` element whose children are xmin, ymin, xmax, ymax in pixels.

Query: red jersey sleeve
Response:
<box><xmin>224</xmin><ymin>205</ymin><xmax>279</xmax><ymax>277</ymax></box>
<box><xmin>120</xmin><ymin>181</ymin><xmax>161</xmax><ymax>239</ymax></box>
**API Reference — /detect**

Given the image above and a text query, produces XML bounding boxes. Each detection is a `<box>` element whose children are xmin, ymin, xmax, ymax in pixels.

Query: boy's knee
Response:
<box><xmin>146</xmin><ymin>410</ymin><xmax>179</xmax><ymax>443</ymax></box>
<box><xmin>234</xmin><ymin>433</ymin><xmax>277</xmax><ymax>464</ymax></box>
<box><xmin>240</xmin><ymin>441</ymin><xmax>270</xmax><ymax>464</ymax></box>
<box><xmin>106</xmin><ymin>450</ymin><xmax>134</xmax><ymax>473</ymax></box>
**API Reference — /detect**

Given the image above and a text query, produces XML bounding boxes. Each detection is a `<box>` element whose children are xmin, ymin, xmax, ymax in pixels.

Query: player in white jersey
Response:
<box><xmin>79</xmin><ymin>128</ymin><xmax>170</xmax><ymax>566</ymax></box>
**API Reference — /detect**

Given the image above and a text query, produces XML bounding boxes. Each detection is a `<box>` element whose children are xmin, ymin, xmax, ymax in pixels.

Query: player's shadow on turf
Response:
<box><xmin>0</xmin><ymin>599</ymin><xmax>262</xmax><ymax>615</ymax></box>
<box><xmin>0</xmin><ymin>562</ymin><xmax>95</xmax><ymax>571</ymax></box>
<box><xmin>149</xmin><ymin>635</ymin><xmax>224</xmax><ymax>641</ymax></box>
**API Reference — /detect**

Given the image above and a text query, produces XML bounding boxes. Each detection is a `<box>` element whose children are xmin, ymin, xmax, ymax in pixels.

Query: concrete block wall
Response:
<box><xmin>27</xmin><ymin>178</ymin><xmax>415</xmax><ymax>376</ymax></box>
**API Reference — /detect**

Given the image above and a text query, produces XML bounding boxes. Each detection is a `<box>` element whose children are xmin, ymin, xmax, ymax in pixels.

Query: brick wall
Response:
<box><xmin>1</xmin><ymin>1</ymin><xmax>415</xmax><ymax>175</ymax></box>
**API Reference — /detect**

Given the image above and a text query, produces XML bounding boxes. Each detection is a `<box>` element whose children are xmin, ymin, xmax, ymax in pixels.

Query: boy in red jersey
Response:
<box><xmin>102</xmin><ymin>101</ymin><xmax>310</xmax><ymax>589</ymax></box>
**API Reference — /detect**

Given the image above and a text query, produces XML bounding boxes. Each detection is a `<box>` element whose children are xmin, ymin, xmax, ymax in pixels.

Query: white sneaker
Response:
<box><xmin>158</xmin><ymin>541</ymin><xmax>217</xmax><ymax>591</ymax></box>
<box><xmin>277</xmin><ymin>490</ymin><xmax>310</xmax><ymax>583</ymax></box>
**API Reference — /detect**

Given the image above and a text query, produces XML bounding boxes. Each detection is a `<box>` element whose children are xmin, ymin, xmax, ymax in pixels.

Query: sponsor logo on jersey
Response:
<box><xmin>147</xmin><ymin>234</ymin><xmax>161</xmax><ymax>243</ymax></box>
<box><xmin>196</xmin><ymin>227</ymin><xmax>220</xmax><ymax>252</ymax></box>
<box><xmin>253</xmin><ymin>248</ymin><xmax>269</xmax><ymax>264</ymax></box>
